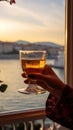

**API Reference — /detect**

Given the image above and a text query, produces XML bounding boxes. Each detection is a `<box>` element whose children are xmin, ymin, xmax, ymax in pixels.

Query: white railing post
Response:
<box><xmin>0</xmin><ymin>108</ymin><xmax>46</xmax><ymax>129</ymax></box>
<box><xmin>24</xmin><ymin>122</ymin><xmax>27</xmax><ymax>130</ymax></box>
<box><xmin>40</xmin><ymin>119</ymin><xmax>45</xmax><ymax>130</ymax></box>
<box><xmin>2</xmin><ymin>127</ymin><xmax>5</xmax><ymax>130</ymax></box>
<box><xmin>30</xmin><ymin>121</ymin><xmax>34</xmax><ymax>130</ymax></box>
<box><xmin>13</xmin><ymin>124</ymin><xmax>17</xmax><ymax>130</ymax></box>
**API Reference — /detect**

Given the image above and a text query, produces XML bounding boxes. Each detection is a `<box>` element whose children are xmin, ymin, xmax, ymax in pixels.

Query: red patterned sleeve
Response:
<box><xmin>46</xmin><ymin>85</ymin><xmax>73</xmax><ymax>129</ymax></box>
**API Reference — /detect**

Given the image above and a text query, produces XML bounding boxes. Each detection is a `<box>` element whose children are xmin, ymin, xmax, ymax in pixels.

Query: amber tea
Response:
<box><xmin>21</xmin><ymin>58</ymin><xmax>46</xmax><ymax>73</ymax></box>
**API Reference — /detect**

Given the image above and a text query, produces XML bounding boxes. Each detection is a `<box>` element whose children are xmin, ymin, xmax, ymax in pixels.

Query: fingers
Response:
<box><xmin>22</xmin><ymin>72</ymin><xmax>26</xmax><ymax>78</ymax></box>
<box><xmin>28</xmin><ymin>73</ymin><xmax>45</xmax><ymax>81</ymax></box>
<box><xmin>24</xmin><ymin>79</ymin><xmax>29</xmax><ymax>84</ymax></box>
<box><xmin>28</xmin><ymin>73</ymin><xmax>56</xmax><ymax>89</ymax></box>
<box><xmin>24</xmin><ymin>76</ymin><xmax>54</xmax><ymax>95</ymax></box>
<box><xmin>28</xmin><ymin>73</ymin><xmax>65</xmax><ymax>97</ymax></box>
<box><xmin>28</xmin><ymin>73</ymin><xmax>55</xmax><ymax>91</ymax></box>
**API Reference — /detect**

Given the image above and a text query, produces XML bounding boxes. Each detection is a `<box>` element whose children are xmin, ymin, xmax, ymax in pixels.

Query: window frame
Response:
<box><xmin>65</xmin><ymin>0</ymin><xmax>73</xmax><ymax>87</ymax></box>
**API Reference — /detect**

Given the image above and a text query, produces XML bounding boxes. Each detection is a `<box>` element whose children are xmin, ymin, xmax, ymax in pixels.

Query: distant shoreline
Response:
<box><xmin>0</xmin><ymin>53</ymin><xmax>57</xmax><ymax>60</ymax></box>
<box><xmin>0</xmin><ymin>54</ymin><xmax>19</xmax><ymax>59</ymax></box>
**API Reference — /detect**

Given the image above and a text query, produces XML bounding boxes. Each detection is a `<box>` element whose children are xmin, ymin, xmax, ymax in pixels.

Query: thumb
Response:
<box><xmin>28</xmin><ymin>73</ymin><xmax>46</xmax><ymax>81</ymax></box>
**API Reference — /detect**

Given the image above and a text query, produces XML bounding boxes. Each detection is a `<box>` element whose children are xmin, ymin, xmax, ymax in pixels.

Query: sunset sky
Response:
<box><xmin>0</xmin><ymin>0</ymin><xmax>65</xmax><ymax>45</ymax></box>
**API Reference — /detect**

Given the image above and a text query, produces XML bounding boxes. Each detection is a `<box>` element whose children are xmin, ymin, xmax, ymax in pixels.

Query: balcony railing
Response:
<box><xmin>0</xmin><ymin>107</ymin><xmax>50</xmax><ymax>130</ymax></box>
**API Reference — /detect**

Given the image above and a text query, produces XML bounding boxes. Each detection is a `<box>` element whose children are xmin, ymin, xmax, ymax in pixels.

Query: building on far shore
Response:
<box><xmin>0</xmin><ymin>42</ymin><xmax>24</xmax><ymax>54</ymax></box>
<box><xmin>0</xmin><ymin>41</ymin><xmax>64</xmax><ymax>59</ymax></box>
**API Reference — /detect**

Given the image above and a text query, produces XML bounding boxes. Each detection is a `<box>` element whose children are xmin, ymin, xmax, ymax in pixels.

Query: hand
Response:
<box><xmin>22</xmin><ymin>65</ymin><xmax>66</xmax><ymax>98</ymax></box>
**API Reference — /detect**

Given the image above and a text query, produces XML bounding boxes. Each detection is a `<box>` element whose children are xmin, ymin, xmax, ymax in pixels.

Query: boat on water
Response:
<box><xmin>50</xmin><ymin>51</ymin><xmax>64</xmax><ymax>69</ymax></box>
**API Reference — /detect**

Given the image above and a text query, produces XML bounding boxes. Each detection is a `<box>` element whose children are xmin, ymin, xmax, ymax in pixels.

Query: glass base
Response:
<box><xmin>18</xmin><ymin>86</ymin><xmax>46</xmax><ymax>95</ymax></box>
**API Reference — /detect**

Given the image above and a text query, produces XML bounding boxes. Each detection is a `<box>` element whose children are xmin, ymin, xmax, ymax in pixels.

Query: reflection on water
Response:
<box><xmin>46</xmin><ymin>59</ymin><xmax>64</xmax><ymax>81</ymax></box>
<box><xmin>53</xmin><ymin>68</ymin><xmax>64</xmax><ymax>81</ymax></box>
<box><xmin>0</xmin><ymin>59</ymin><xmax>64</xmax><ymax>112</ymax></box>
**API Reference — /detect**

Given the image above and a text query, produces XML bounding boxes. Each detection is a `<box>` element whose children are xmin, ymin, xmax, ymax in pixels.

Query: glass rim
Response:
<box><xmin>19</xmin><ymin>50</ymin><xmax>46</xmax><ymax>54</ymax></box>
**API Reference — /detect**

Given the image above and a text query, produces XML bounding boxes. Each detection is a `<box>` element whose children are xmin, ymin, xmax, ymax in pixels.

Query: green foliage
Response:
<box><xmin>0</xmin><ymin>80</ymin><xmax>8</xmax><ymax>93</ymax></box>
<box><xmin>0</xmin><ymin>84</ymin><xmax>8</xmax><ymax>93</ymax></box>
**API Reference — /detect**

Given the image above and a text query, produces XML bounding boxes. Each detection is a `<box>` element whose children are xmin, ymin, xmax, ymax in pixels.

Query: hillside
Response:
<box><xmin>16</xmin><ymin>40</ymin><xmax>63</xmax><ymax>48</ymax></box>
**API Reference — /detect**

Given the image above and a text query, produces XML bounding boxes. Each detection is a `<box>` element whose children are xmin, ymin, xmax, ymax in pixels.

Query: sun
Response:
<box><xmin>0</xmin><ymin>21</ymin><xmax>11</xmax><ymax>32</ymax></box>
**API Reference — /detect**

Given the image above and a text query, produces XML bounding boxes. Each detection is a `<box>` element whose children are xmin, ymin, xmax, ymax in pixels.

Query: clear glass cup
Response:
<box><xmin>18</xmin><ymin>50</ymin><xmax>46</xmax><ymax>95</ymax></box>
